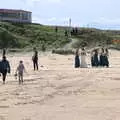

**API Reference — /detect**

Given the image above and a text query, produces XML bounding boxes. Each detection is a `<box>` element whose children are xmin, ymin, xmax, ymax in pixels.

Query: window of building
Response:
<box><xmin>22</xmin><ymin>12</ymin><xmax>28</xmax><ymax>20</ymax></box>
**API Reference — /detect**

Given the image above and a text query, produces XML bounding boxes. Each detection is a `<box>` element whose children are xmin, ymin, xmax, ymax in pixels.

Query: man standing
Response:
<box><xmin>0</xmin><ymin>56</ymin><xmax>10</xmax><ymax>84</ymax></box>
<box><xmin>32</xmin><ymin>47</ymin><xmax>38</xmax><ymax>71</ymax></box>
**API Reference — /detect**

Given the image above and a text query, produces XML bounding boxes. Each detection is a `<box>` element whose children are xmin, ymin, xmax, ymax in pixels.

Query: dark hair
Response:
<box><xmin>20</xmin><ymin>60</ymin><xmax>23</xmax><ymax>63</ymax></box>
<box><xmin>75</xmin><ymin>48</ymin><xmax>79</xmax><ymax>55</ymax></box>
<box><xmin>3</xmin><ymin>56</ymin><xmax>6</xmax><ymax>60</ymax></box>
<box><xmin>33</xmin><ymin>47</ymin><xmax>36</xmax><ymax>51</ymax></box>
<box><xmin>105</xmin><ymin>48</ymin><xmax>108</xmax><ymax>52</ymax></box>
<box><xmin>82</xmin><ymin>47</ymin><xmax>85</xmax><ymax>51</ymax></box>
<box><xmin>101</xmin><ymin>48</ymin><xmax>104</xmax><ymax>53</ymax></box>
<box><xmin>94</xmin><ymin>49</ymin><xmax>98</xmax><ymax>54</ymax></box>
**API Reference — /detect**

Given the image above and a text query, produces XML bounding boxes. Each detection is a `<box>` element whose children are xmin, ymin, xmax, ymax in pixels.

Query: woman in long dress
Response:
<box><xmin>104</xmin><ymin>48</ymin><xmax>109</xmax><ymax>67</ymax></box>
<box><xmin>91</xmin><ymin>51</ymin><xmax>95</xmax><ymax>67</ymax></box>
<box><xmin>80</xmin><ymin>48</ymin><xmax>87</xmax><ymax>68</ymax></box>
<box><xmin>99</xmin><ymin>48</ymin><xmax>105</xmax><ymax>67</ymax></box>
<box><xmin>91</xmin><ymin>49</ymin><xmax>99</xmax><ymax>67</ymax></box>
<box><xmin>75</xmin><ymin>49</ymin><xmax>80</xmax><ymax>68</ymax></box>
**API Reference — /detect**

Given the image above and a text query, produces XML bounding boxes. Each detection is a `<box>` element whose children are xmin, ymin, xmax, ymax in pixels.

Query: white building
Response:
<box><xmin>0</xmin><ymin>9</ymin><xmax>32</xmax><ymax>23</ymax></box>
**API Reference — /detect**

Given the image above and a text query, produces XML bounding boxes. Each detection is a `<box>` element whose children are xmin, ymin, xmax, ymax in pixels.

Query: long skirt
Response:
<box><xmin>75</xmin><ymin>56</ymin><xmax>80</xmax><ymax>68</ymax></box>
<box><xmin>100</xmin><ymin>55</ymin><xmax>109</xmax><ymax>67</ymax></box>
<box><xmin>81</xmin><ymin>55</ymin><xmax>87</xmax><ymax>68</ymax></box>
<box><xmin>91</xmin><ymin>55</ymin><xmax>99</xmax><ymax>67</ymax></box>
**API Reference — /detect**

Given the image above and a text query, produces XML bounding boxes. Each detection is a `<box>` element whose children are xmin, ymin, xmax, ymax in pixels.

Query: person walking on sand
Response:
<box><xmin>32</xmin><ymin>47</ymin><xmax>38</xmax><ymax>71</ymax></box>
<box><xmin>15</xmin><ymin>61</ymin><xmax>26</xmax><ymax>84</ymax></box>
<box><xmin>75</xmin><ymin>48</ymin><xmax>80</xmax><ymax>68</ymax></box>
<box><xmin>80</xmin><ymin>48</ymin><xmax>87</xmax><ymax>68</ymax></box>
<box><xmin>0</xmin><ymin>56</ymin><xmax>10</xmax><ymax>84</ymax></box>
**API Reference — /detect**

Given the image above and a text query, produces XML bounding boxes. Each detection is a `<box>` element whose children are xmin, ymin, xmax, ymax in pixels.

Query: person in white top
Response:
<box><xmin>15</xmin><ymin>61</ymin><xmax>26</xmax><ymax>84</ymax></box>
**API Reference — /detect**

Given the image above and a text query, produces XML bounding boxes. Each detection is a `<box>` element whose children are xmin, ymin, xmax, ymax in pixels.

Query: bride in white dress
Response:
<box><xmin>80</xmin><ymin>48</ymin><xmax>87</xmax><ymax>68</ymax></box>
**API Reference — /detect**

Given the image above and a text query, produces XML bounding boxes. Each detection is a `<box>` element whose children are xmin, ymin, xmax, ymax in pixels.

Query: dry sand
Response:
<box><xmin>0</xmin><ymin>49</ymin><xmax>120</xmax><ymax>120</ymax></box>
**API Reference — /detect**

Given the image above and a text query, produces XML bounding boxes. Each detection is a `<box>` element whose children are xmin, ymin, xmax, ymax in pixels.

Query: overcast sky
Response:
<box><xmin>1</xmin><ymin>0</ymin><xmax>120</xmax><ymax>29</ymax></box>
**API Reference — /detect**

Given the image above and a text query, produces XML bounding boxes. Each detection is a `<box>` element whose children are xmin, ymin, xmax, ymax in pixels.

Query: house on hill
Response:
<box><xmin>0</xmin><ymin>9</ymin><xmax>32</xmax><ymax>23</ymax></box>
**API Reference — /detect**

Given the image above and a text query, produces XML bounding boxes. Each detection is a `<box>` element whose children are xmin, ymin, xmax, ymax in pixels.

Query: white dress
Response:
<box><xmin>80</xmin><ymin>51</ymin><xmax>87</xmax><ymax>68</ymax></box>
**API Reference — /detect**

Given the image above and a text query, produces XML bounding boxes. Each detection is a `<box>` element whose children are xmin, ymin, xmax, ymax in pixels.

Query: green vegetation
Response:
<box><xmin>0</xmin><ymin>22</ymin><xmax>69</xmax><ymax>50</ymax></box>
<box><xmin>0</xmin><ymin>21</ymin><xmax>120</xmax><ymax>51</ymax></box>
<box><xmin>71</xmin><ymin>28</ymin><xmax>113</xmax><ymax>49</ymax></box>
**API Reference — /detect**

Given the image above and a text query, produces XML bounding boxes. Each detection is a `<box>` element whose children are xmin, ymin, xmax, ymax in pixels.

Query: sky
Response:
<box><xmin>0</xmin><ymin>0</ymin><xmax>120</xmax><ymax>29</ymax></box>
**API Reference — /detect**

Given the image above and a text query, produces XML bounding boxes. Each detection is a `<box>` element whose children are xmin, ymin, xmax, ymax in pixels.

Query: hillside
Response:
<box><xmin>0</xmin><ymin>21</ymin><xmax>120</xmax><ymax>50</ymax></box>
<box><xmin>0</xmin><ymin>22</ymin><xmax>69</xmax><ymax>50</ymax></box>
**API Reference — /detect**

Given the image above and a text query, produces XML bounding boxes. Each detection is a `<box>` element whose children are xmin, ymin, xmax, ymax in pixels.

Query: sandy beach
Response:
<box><xmin>0</xmin><ymin>49</ymin><xmax>120</xmax><ymax>120</ymax></box>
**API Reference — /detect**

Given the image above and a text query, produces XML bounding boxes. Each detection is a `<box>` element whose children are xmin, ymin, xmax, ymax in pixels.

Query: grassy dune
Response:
<box><xmin>0</xmin><ymin>21</ymin><xmax>120</xmax><ymax>51</ymax></box>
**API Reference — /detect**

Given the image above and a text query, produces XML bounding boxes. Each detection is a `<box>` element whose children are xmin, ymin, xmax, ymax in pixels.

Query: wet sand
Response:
<box><xmin>0</xmin><ymin>50</ymin><xmax>120</xmax><ymax>120</ymax></box>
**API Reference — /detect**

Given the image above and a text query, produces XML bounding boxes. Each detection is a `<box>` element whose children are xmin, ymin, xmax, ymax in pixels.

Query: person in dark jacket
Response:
<box><xmin>32</xmin><ymin>47</ymin><xmax>38</xmax><ymax>70</ymax></box>
<box><xmin>75</xmin><ymin>49</ymin><xmax>80</xmax><ymax>68</ymax></box>
<box><xmin>0</xmin><ymin>56</ymin><xmax>10</xmax><ymax>84</ymax></box>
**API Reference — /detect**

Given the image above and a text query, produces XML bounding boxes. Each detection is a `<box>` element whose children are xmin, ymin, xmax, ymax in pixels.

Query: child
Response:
<box><xmin>15</xmin><ymin>61</ymin><xmax>26</xmax><ymax>84</ymax></box>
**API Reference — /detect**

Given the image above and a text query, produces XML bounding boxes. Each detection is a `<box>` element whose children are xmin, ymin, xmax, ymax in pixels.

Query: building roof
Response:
<box><xmin>0</xmin><ymin>9</ymin><xmax>32</xmax><ymax>13</ymax></box>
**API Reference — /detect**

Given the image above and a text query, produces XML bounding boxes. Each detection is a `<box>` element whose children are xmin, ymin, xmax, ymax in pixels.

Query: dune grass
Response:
<box><xmin>0</xmin><ymin>21</ymin><xmax>120</xmax><ymax>51</ymax></box>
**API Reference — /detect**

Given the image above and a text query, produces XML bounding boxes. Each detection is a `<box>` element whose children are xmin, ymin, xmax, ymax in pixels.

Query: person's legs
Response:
<box><xmin>19</xmin><ymin>72</ymin><xmax>24</xmax><ymax>84</ymax></box>
<box><xmin>21</xmin><ymin>74</ymin><xmax>23</xmax><ymax>83</ymax></box>
<box><xmin>18</xmin><ymin>74</ymin><xmax>21</xmax><ymax>84</ymax></box>
<box><xmin>36</xmin><ymin>61</ymin><xmax>38</xmax><ymax>70</ymax></box>
<box><xmin>33</xmin><ymin>61</ymin><xmax>36</xmax><ymax>70</ymax></box>
<box><xmin>2</xmin><ymin>72</ymin><xmax>7</xmax><ymax>84</ymax></box>
<box><xmin>34</xmin><ymin>60</ymin><xmax>38</xmax><ymax>70</ymax></box>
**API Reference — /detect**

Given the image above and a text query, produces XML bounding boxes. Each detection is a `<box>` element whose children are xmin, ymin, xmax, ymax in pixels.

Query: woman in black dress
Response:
<box><xmin>91</xmin><ymin>49</ymin><xmax>99</xmax><ymax>67</ymax></box>
<box><xmin>75</xmin><ymin>49</ymin><xmax>80</xmax><ymax>68</ymax></box>
<box><xmin>99</xmin><ymin>48</ymin><xmax>105</xmax><ymax>67</ymax></box>
<box><xmin>104</xmin><ymin>48</ymin><xmax>109</xmax><ymax>67</ymax></box>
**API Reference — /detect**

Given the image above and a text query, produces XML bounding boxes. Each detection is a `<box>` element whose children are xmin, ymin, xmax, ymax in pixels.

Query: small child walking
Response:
<box><xmin>15</xmin><ymin>61</ymin><xmax>26</xmax><ymax>84</ymax></box>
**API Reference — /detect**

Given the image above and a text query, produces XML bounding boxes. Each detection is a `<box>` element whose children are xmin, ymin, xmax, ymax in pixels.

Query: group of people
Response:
<box><xmin>0</xmin><ymin>47</ymin><xmax>39</xmax><ymax>84</ymax></box>
<box><xmin>75</xmin><ymin>47</ymin><xmax>109</xmax><ymax>68</ymax></box>
<box><xmin>91</xmin><ymin>48</ymin><xmax>109</xmax><ymax>67</ymax></box>
<box><xmin>0</xmin><ymin>47</ymin><xmax>109</xmax><ymax>84</ymax></box>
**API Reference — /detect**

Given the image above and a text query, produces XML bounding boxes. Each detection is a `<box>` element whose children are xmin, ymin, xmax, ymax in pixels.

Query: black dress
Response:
<box><xmin>75</xmin><ymin>55</ymin><xmax>80</xmax><ymax>68</ymax></box>
<box><xmin>91</xmin><ymin>56</ymin><xmax>95</xmax><ymax>67</ymax></box>
<box><xmin>100</xmin><ymin>54</ymin><xmax>109</xmax><ymax>67</ymax></box>
<box><xmin>92</xmin><ymin>54</ymin><xmax>99</xmax><ymax>67</ymax></box>
<box><xmin>104</xmin><ymin>55</ymin><xmax>109</xmax><ymax>67</ymax></box>
<box><xmin>100</xmin><ymin>54</ymin><xmax>104</xmax><ymax>66</ymax></box>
